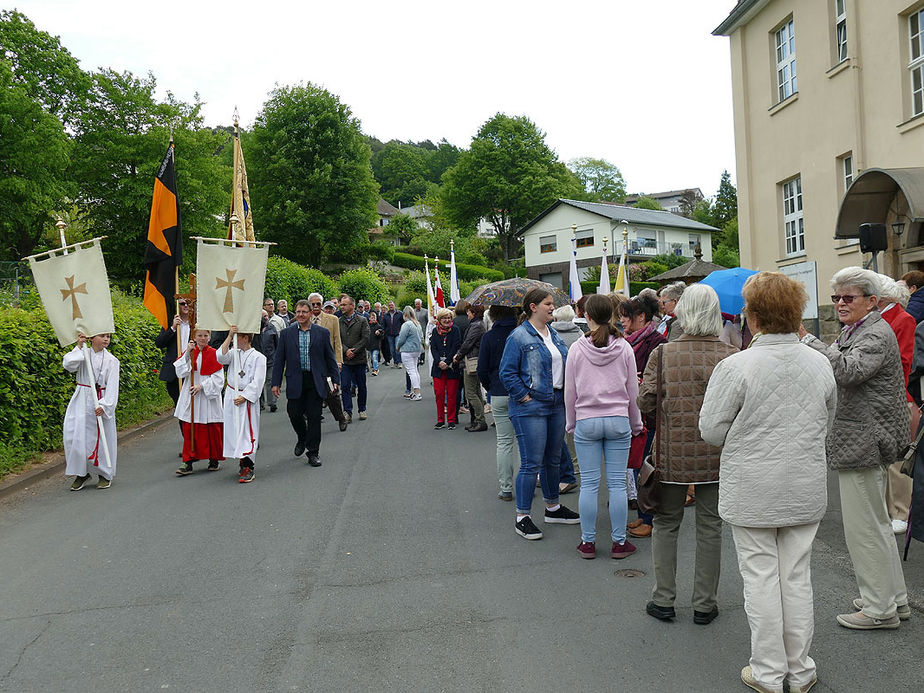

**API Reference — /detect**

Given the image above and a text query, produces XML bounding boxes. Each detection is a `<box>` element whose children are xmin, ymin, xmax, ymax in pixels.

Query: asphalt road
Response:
<box><xmin>1</xmin><ymin>364</ymin><xmax>923</xmax><ymax>692</ymax></box>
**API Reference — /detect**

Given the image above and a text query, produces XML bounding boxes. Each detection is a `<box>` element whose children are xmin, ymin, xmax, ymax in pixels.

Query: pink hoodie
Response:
<box><xmin>564</xmin><ymin>334</ymin><xmax>644</xmax><ymax>435</ymax></box>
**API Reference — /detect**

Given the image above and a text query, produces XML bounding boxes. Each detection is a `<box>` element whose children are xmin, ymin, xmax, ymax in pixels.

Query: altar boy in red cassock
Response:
<box><xmin>173</xmin><ymin>328</ymin><xmax>225</xmax><ymax>475</ymax></box>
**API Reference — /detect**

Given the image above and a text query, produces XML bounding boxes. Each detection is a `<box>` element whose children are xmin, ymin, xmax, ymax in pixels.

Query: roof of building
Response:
<box><xmin>519</xmin><ymin>199</ymin><xmax>719</xmax><ymax>236</ymax></box>
<box><xmin>624</xmin><ymin>188</ymin><xmax>703</xmax><ymax>203</ymax></box>
<box><xmin>835</xmin><ymin>167</ymin><xmax>924</xmax><ymax>238</ymax></box>
<box><xmin>648</xmin><ymin>251</ymin><xmax>727</xmax><ymax>283</ymax></box>
<box><xmin>377</xmin><ymin>199</ymin><xmax>400</xmax><ymax>216</ymax></box>
<box><xmin>713</xmin><ymin>0</ymin><xmax>770</xmax><ymax>36</ymax></box>
<box><xmin>399</xmin><ymin>204</ymin><xmax>432</xmax><ymax>219</ymax></box>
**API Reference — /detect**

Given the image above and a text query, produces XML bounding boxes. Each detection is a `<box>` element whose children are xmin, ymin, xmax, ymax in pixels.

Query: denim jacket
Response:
<box><xmin>499</xmin><ymin>320</ymin><xmax>568</xmax><ymax>410</ymax></box>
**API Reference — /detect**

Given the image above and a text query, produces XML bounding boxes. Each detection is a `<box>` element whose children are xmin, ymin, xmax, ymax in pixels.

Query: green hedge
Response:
<box><xmin>336</xmin><ymin>268</ymin><xmax>391</xmax><ymax>304</ymax></box>
<box><xmin>264</xmin><ymin>256</ymin><xmax>338</xmax><ymax>305</ymax></box>
<box><xmin>392</xmin><ymin>252</ymin><xmax>504</xmax><ymax>282</ymax></box>
<box><xmin>578</xmin><ymin>280</ymin><xmax>658</xmax><ymax>296</ymax></box>
<box><xmin>0</xmin><ymin>289</ymin><xmax>172</xmax><ymax>478</ymax></box>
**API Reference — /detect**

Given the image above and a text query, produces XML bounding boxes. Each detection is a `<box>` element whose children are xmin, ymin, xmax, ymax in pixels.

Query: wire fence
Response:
<box><xmin>0</xmin><ymin>261</ymin><xmax>30</xmax><ymax>307</ymax></box>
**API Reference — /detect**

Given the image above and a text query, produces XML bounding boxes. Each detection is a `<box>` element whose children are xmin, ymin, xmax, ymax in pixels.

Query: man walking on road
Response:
<box><xmin>272</xmin><ymin>300</ymin><xmax>340</xmax><ymax>467</ymax></box>
<box><xmin>339</xmin><ymin>295</ymin><xmax>371</xmax><ymax>423</ymax></box>
<box><xmin>382</xmin><ymin>301</ymin><xmax>403</xmax><ymax>368</ymax></box>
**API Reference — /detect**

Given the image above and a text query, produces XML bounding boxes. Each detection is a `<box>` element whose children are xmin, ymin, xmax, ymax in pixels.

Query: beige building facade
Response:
<box><xmin>715</xmin><ymin>0</ymin><xmax>924</xmax><ymax>336</ymax></box>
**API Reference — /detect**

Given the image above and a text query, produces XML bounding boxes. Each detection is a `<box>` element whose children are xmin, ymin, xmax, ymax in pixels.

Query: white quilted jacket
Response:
<box><xmin>699</xmin><ymin>333</ymin><xmax>837</xmax><ymax>527</ymax></box>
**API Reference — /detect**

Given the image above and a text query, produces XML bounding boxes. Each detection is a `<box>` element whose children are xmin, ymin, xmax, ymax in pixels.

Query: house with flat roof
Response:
<box><xmin>519</xmin><ymin>199</ymin><xmax>717</xmax><ymax>288</ymax></box>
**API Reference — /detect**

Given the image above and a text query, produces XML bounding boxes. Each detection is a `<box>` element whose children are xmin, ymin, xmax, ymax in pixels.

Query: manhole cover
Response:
<box><xmin>614</xmin><ymin>568</ymin><xmax>646</xmax><ymax>578</ymax></box>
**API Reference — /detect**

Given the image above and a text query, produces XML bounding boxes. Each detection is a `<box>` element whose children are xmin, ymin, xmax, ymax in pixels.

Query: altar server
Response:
<box><xmin>64</xmin><ymin>333</ymin><xmax>120</xmax><ymax>490</ymax></box>
<box><xmin>217</xmin><ymin>326</ymin><xmax>266</xmax><ymax>483</ymax></box>
<box><xmin>174</xmin><ymin>328</ymin><xmax>225</xmax><ymax>475</ymax></box>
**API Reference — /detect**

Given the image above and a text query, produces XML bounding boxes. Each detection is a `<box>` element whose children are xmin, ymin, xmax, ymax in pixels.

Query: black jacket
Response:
<box><xmin>382</xmin><ymin>310</ymin><xmax>404</xmax><ymax>336</ymax></box>
<box><xmin>477</xmin><ymin>318</ymin><xmax>516</xmax><ymax>396</ymax></box>
<box><xmin>368</xmin><ymin>320</ymin><xmax>384</xmax><ymax>350</ymax></box>
<box><xmin>455</xmin><ymin>317</ymin><xmax>485</xmax><ymax>360</ymax></box>
<box><xmin>272</xmin><ymin>323</ymin><xmax>340</xmax><ymax>398</ymax></box>
<box><xmin>155</xmin><ymin>326</ymin><xmax>185</xmax><ymax>382</ymax></box>
<box><xmin>429</xmin><ymin>326</ymin><xmax>463</xmax><ymax>380</ymax></box>
<box><xmin>259</xmin><ymin>322</ymin><xmax>277</xmax><ymax>368</ymax></box>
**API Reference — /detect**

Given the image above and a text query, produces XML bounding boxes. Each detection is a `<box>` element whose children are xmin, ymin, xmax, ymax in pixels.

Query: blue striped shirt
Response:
<box><xmin>299</xmin><ymin>326</ymin><xmax>311</xmax><ymax>371</ymax></box>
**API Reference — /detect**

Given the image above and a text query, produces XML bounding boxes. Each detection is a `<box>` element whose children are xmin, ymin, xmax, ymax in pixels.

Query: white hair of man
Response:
<box><xmin>877</xmin><ymin>274</ymin><xmax>911</xmax><ymax>308</ymax></box>
<box><xmin>308</xmin><ymin>292</ymin><xmax>323</xmax><ymax>303</ymax></box>
<box><xmin>639</xmin><ymin>287</ymin><xmax>659</xmax><ymax>304</ymax></box>
<box><xmin>831</xmin><ymin>266</ymin><xmax>880</xmax><ymax>298</ymax></box>
<box><xmin>674</xmin><ymin>284</ymin><xmax>723</xmax><ymax>336</ymax></box>
<box><xmin>659</xmin><ymin>281</ymin><xmax>686</xmax><ymax>301</ymax></box>
<box><xmin>552</xmin><ymin>304</ymin><xmax>575</xmax><ymax>322</ymax></box>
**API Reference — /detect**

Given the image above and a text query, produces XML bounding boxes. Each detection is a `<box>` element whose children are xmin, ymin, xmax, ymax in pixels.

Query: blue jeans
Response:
<box><xmin>511</xmin><ymin>390</ymin><xmax>565</xmax><ymax>515</ymax></box>
<box><xmin>559</xmin><ymin>439</ymin><xmax>577</xmax><ymax>485</ymax></box>
<box><xmin>340</xmin><ymin>363</ymin><xmax>367</xmax><ymax>414</ymax></box>
<box><xmin>574</xmin><ymin>416</ymin><xmax>631</xmax><ymax>543</ymax></box>
<box><xmin>385</xmin><ymin>335</ymin><xmax>398</xmax><ymax>364</ymax></box>
<box><xmin>370</xmin><ymin>349</ymin><xmax>379</xmax><ymax>371</ymax></box>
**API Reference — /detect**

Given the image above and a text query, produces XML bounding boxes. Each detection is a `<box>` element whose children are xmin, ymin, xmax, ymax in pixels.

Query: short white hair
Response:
<box><xmin>659</xmin><ymin>281</ymin><xmax>685</xmax><ymax>301</ymax></box>
<box><xmin>552</xmin><ymin>304</ymin><xmax>575</xmax><ymax>322</ymax></box>
<box><xmin>308</xmin><ymin>292</ymin><xmax>323</xmax><ymax>303</ymax></box>
<box><xmin>831</xmin><ymin>266</ymin><xmax>880</xmax><ymax>298</ymax></box>
<box><xmin>675</xmin><ymin>284</ymin><xmax>723</xmax><ymax>336</ymax></box>
<box><xmin>877</xmin><ymin>274</ymin><xmax>910</xmax><ymax>307</ymax></box>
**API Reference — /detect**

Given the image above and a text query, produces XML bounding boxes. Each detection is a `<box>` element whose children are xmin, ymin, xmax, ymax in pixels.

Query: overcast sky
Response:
<box><xmin>12</xmin><ymin>0</ymin><xmax>738</xmax><ymax>197</ymax></box>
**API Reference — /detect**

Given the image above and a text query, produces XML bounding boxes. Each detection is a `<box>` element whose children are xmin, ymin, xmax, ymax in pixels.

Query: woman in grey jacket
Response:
<box><xmin>799</xmin><ymin>266</ymin><xmax>910</xmax><ymax>632</ymax></box>
<box><xmin>700</xmin><ymin>272</ymin><xmax>836</xmax><ymax>693</ymax></box>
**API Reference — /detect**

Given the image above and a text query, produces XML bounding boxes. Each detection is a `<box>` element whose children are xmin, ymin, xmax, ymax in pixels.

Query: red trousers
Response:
<box><xmin>181</xmin><ymin>421</ymin><xmax>225</xmax><ymax>463</ymax></box>
<box><xmin>433</xmin><ymin>375</ymin><xmax>460</xmax><ymax>424</ymax></box>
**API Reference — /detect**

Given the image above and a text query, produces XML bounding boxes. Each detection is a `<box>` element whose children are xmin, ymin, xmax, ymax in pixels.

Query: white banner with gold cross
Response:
<box><xmin>26</xmin><ymin>238</ymin><xmax>115</xmax><ymax>347</ymax></box>
<box><xmin>195</xmin><ymin>238</ymin><xmax>270</xmax><ymax>334</ymax></box>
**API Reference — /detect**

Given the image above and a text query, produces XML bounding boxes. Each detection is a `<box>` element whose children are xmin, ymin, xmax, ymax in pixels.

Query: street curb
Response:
<box><xmin>0</xmin><ymin>411</ymin><xmax>175</xmax><ymax>501</ymax></box>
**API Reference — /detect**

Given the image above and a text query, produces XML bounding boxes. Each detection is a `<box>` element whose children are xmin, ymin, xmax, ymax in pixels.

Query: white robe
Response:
<box><xmin>173</xmin><ymin>349</ymin><xmax>224</xmax><ymax>423</ymax></box>
<box><xmin>217</xmin><ymin>346</ymin><xmax>266</xmax><ymax>460</ymax></box>
<box><xmin>63</xmin><ymin>346</ymin><xmax>119</xmax><ymax>480</ymax></box>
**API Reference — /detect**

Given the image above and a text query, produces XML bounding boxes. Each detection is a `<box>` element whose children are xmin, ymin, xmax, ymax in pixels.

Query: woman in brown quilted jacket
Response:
<box><xmin>637</xmin><ymin>284</ymin><xmax>738</xmax><ymax>626</ymax></box>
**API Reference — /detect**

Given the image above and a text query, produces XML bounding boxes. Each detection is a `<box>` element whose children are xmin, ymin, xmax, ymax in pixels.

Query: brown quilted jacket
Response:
<box><xmin>638</xmin><ymin>334</ymin><xmax>739</xmax><ymax>483</ymax></box>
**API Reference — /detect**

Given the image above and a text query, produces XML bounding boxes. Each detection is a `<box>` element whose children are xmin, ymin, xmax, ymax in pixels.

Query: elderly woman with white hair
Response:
<box><xmin>657</xmin><ymin>281</ymin><xmax>686</xmax><ymax>342</ymax></box>
<box><xmin>798</xmin><ymin>266</ymin><xmax>910</xmax><ymax>631</ymax></box>
<box><xmin>637</xmin><ymin>284</ymin><xmax>738</xmax><ymax>624</ymax></box>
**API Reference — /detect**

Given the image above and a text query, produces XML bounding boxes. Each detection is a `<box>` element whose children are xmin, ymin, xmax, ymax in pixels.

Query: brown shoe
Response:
<box><xmin>628</xmin><ymin>523</ymin><xmax>652</xmax><ymax>538</ymax></box>
<box><xmin>627</xmin><ymin>518</ymin><xmax>644</xmax><ymax>530</ymax></box>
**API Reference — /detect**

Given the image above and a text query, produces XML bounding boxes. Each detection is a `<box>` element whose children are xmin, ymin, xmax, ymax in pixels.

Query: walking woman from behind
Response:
<box><xmin>430</xmin><ymin>308</ymin><xmax>463</xmax><ymax>429</ymax></box>
<box><xmin>397</xmin><ymin>306</ymin><xmax>423</xmax><ymax>401</ymax></box>
<box><xmin>638</xmin><ymin>284</ymin><xmax>738</xmax><ymax>625</ymax></box>
<box><xmin>565</xmin><ymin>294</ymin><xmax>643</xmax><ymax>559</ymax></box>
<box><xmin>454</xmin><ymin>304</ymin><xmax>488</xmax><ymax>431</ymax></box>
<box><xmin>499</xmin><ymin>288</ymin><xmax>579</xmax><ymax>540</ymax></box>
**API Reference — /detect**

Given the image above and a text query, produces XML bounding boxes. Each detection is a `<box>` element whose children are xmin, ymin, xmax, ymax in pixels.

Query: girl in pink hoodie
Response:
<box><xmin>565</xmin><ymin>294</ymin><xmax>644</xmax><ymax>560</ymax></box>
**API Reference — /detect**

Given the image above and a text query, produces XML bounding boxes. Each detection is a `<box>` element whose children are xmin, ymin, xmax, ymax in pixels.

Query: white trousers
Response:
<box><xmin>731</xmin><ymin>522</ymin><xmax>819</xmax><ymax>692</ymax></box>
<box><xmin>401</xmin><ymin>351</ymin><xmax>421</xmax><ymax>391</ymax></box>
<box><xmin>839</xmin><ymin>466</ymin><xmax>908</xmax><ymax>618</ymax></box>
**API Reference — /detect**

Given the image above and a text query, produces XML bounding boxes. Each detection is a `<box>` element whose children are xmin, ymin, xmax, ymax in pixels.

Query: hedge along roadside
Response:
<box><xmin>264</xmin><ymin>256</ymin><xmax>338</xmax><ymax>307</ymax></box>
<box><xmin>392</xmin><ymin>252</ymin><xmax>504</xmax><ymax>282</ymax></box>
<box><xmin>0</xmin><ymin>289</ymin><xmax>172</xmax><ymax>479</ymax></box>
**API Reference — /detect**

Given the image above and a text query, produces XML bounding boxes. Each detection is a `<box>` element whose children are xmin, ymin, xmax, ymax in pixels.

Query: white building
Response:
<box><xmin>624</xmin><ymin>188</ymin><xmax>705</xmax><ymax>215</ymax></box>
<box><xmin>519</xmin><ymin>199</ymin><xmax>717</xmax><ymax>288</ymax></box>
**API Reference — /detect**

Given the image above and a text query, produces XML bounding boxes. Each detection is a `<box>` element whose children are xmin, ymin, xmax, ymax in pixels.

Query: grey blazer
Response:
<box><xmin>806</xmin><ymin>310</ymin><xmax>909</xmax><ymax>470</ymax></box>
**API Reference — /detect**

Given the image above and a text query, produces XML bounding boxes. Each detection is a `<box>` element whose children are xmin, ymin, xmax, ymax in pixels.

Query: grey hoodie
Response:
<box><xmin>551</xmin><ymin>320</ymin><xmax>583</xmax><ymax>348</ymax></box>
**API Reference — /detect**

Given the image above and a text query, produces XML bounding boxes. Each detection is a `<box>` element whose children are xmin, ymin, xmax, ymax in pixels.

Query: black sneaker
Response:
<box><xmin>70</xmin><ymin>474</ymin><xmax>91</xmax><ymax>491</ymax></box>
<box><xmin>447</xmin><ymin>422</ymin><xmax>456</xmax><ymax>430</ymax></box>
<box><xmin>544</xmin><ymin>505</ymin><xmax>580</xmax><ymax>524</ymax></box>
<box><xmin>294</xmin><ymin>442</ymin><xmax>306</xmax><ymax>457</ymax></box>
<box><xmin>269</xmin><ymin>405</ymin><xmax>277</xmax><ymax>413</ymax></box>
<box><xmin>207</xmin><ymin>460</ymin><xmax>221</xmax><ymax>471</ymax></box>
<box><xmin>515</xmin><ymin>516</ymin><xmax>543</xmax><ymax>540</ymax></box>
<box><xmin>306</xmin><ymin>455</ymin><xmax>322</xmax><ymax>467</ymax></box>
<box><xmin>434</xmin><ymin>422</ymin><xmax>445</xmax><ymax>430</ymax></box>
<box><xmin>176</xmin><ymin>462</ymin><xmax>194</xmax><ymax>476</ymax></box>
<box><xmin>239</xmin><ymin>468</ymin><xmax>255</xmax><ymax>483</ymax></box>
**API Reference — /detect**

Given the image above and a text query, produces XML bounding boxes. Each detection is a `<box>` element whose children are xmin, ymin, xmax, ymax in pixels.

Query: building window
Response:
<box><xmin>783</xmin><ymin>176</ymin><xmax>804</xmax><ymax>256</ymax></box>
<box><xmin>575</xmin><ymin>228</ymin><xmax>594</xmax><ymax>248</ymax></box>
<box><xmin>775</xmin><ymin>19</ymin><xmax>797</xmax><ymax>102</ymax></box>
<box><xmin>539</xmin><ymin>235</ymin><xmax>557</xmax><ymax>253</ymax></box>
<box><xmin>911</xmin><ymin>8</ymin><xmax>924</xmax><ymax>117</ymax></box>
<box><xmin>835</xmin><ymin>0</ymin><xmax>847</xmax><ymax>63</ymax></box>
<box><xmin>843</xmin><ymin>155</ymin><xmax>853</xmax><ymax>191</ymax></box>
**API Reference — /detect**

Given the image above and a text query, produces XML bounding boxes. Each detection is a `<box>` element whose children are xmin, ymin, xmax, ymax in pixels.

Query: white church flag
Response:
<box><xmin>195</xmin><ymin>238</ymin><xmax>269</xmax><ymax>334</ymax></box>
<box><xmin>27</xmin><ymin>238</ymin><xmax>115</xmax><ymax>347</ymax></box>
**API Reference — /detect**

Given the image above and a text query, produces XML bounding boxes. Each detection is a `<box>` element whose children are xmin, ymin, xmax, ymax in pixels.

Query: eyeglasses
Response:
<box><xmin>831</xmin><ymin>294</ymin><xmax>868</xmax><ymax>304</ymax></box>
<box><xmin>309</xmin><ymin>302</ymin><xmax>322</xmax><ymax>307</ymax></box>
<box><xmin>178</xmin><ymin>301</ymin><xmax>187</xmax><ymax>306</ymax></box>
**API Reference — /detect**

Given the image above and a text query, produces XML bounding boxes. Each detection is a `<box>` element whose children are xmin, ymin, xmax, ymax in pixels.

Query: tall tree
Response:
<box><xmin>371</xmin><ymin>141</ymin><xmax>430</xmax><ymax>207</ymax></box>
<box><xmin>712</xmin><ymin>170</ymin><xmax>738</xmax><ymax>230</ymax></box>
<box><xmin>441</xmin><ymin>113</ymin><xmax>581</xmax><ymax>261</ymax></box>
<box><xmin>249</xmin><ymin>83</ymin><xmax>378</xmax><ymax>266</ymax></box>
<box><xmin>634</xmin><ymin>196</ymin><xmax>662</xmax><ymax>210</ymax></box>
<box><xmin>70</xmin><ymin>69</ymin><xmax>228</xmax><ymax>280</ymax></box>
<box><xmin>568</xmin><ymin>157</ymin><xmax>626</xmax><ymax>202</ymax></box>
<box><xmin>677</xmin><ymin>188</ymin><xmax>704</xmax><ymax>218</ymax></box>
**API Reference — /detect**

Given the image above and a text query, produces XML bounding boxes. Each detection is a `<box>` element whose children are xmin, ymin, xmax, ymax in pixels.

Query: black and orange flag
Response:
<box><xmin>143</xmin><ymin>143</ymin><xmax>182</xmax><ymax>329</ymax></box>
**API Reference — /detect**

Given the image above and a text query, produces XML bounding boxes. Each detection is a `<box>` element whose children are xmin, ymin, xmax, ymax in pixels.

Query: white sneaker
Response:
<box><xmin>892</xmin><ymin>519</ymin><xmax>908</xmax><ymax>534</ymax></box>
<box><xmin>411</xmin><ymin>393</ymin><xmax>422</xmax><ymax>401</ymax></box>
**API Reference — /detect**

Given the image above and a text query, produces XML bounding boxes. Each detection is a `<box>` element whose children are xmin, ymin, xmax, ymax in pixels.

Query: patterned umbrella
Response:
<box><xmin>464</xmin><ymin>278</ymin><xmax>572</xmax><ymax>308</ymax></box>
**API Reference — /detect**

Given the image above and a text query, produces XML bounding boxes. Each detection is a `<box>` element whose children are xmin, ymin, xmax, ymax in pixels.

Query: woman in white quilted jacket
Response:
<box><xmin>700</xmin><ymin>272</ymin><xmax>836</xmax><ymax>693</ymax></box>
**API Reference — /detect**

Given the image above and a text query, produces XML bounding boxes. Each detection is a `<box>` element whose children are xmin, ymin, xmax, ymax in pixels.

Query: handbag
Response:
<box><xmin>900</xmin><ymin>406</ymin><xmax>924</xmax><ymax>477</ymax></box>
<box><xmin>637</xmin><ymin>348</ymin><xmax>663</xmax><ymax>515</ymax></box>
<box><xmin>627</xmin><ymin>427</ymin><xmax>648</xmax><ymax>470</ymax></box>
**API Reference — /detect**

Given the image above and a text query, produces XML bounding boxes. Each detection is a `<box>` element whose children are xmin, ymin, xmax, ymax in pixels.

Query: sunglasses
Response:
<box><xmin>178</xmin><ymin>301</ymin><xmax>188</xmax><ymax>306</ymax></box>
<box><xmin>831</xmin><ymin>294</ymin><xmax>868</xmax><ymax>304</ymax></box>
<box><xmin>310</xmin><ymin>302</ymin><xmax>322</xmax><ymax>307</ymax></box>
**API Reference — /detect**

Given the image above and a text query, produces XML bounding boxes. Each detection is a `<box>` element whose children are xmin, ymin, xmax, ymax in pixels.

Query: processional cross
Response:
<box><xmin>216</xmin><ymin>267</ymin><xmax>245</xmax><ymax>313</ymax></box>
<box><xmin>60</xmin><ymin>275</ymin><xmax>88</xmax><ymax>320</ymax></box>
<box><xmin>174</xmin><ymin>274</ymin><xmax>198</xmax><ymax>330</ymax></box>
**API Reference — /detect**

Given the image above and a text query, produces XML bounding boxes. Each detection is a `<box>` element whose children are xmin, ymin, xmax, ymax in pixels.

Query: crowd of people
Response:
<box><xmin>60</xmin><ymin>266</ymin><xmax>924</xmax><ymax>693</ymax></box>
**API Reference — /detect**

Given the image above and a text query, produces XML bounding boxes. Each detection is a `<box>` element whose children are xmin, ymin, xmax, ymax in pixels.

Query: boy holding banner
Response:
<box><xmin>174</xmin><ymin>328</ymin><xmax>225</xmax><ymax>475</ymax></box>
<box><xmin>64</xmin><ymin>333</ymin><xmax>120</xmax><ymax>490</ymax></box>
<box><xmin>217</xmin><ymin>326</ymin><xmax>266</xmax><ymax>483</ymax></box>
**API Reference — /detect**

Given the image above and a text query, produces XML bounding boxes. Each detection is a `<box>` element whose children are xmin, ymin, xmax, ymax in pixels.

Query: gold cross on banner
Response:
<box><xmin>60</xmin><ymin>275</ymin><xmax>88</xmax><ymax>320</ymax></box>
<box><xmin>216</xmin><ymin>267</ymin><xmax>245</xmax><ymax>313</ymax></box>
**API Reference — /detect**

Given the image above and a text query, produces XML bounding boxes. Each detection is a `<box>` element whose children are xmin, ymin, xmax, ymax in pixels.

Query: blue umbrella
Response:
<box><xmin>699</xmin><ymin>267</ymin><xmax>759</xmax><ymax>315</ymax></box>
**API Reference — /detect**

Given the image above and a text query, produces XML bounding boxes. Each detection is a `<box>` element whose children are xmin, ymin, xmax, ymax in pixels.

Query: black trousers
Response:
<box><xmin>165</xmin><ymin>379</ymin><xmax>183</xmax><ymax>433</ymax></box>
<box><xmin>287</xmin><ymin>373</ymin><xmax>323</xmax><ymax>456</ymax></box>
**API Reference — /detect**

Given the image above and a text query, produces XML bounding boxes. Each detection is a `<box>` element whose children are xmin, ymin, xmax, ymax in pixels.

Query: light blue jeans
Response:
<box><xmin>491</xmin><ymin>396</ymin><xmax>518</xmax><ymax>493</ymax></box>
<box><xmin>574</xmin><ymin>415</ymin><xmax>631</xmax><ymax>543</ymax></box>
<box><xmin>370</xmin><ymin>349</ymin><xmax>380</xmax><ymax>371</ymax></box>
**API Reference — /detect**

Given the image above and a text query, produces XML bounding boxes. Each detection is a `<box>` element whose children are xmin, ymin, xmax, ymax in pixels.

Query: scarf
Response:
<box><xmin>626</xmin><ymin>320</ymin><xmax>657</xmax><ymax>354</ymax></box>
<box><xmin>192</xmin><ymin>344</ymin><xmax>223</xmax><ymax>376</ymax></box>
<box><xmin>836</xmin><ymin>314</ymin><xmax>870</xmax><ymax>347</ymax></box>
<box><xmin>436</xmin><ymin>321</ymin><xmax>453</xmax><ymax>336</ymax></box>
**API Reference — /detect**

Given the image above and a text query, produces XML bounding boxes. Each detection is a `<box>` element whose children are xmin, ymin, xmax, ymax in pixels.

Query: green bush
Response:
<box><xmin>367</xmin><ymin>240</ymin><xmax>396</xmax><ymax>263</ymax></box>
<box><xmin>403</xmin><ymin>271</ymin><xmax>428</xmax><ymax>294</ymax></box>
<box><xmin>337</xmin><ymin>267</ymin><xmax>391</xmax><ymax>304</ymax></box>
<box><xmin>392</xmin><ymin>253</ymin><xmax>504</xmax><ymax>282</ymax></box>
<box><xmin>264</xmin><ymin>256</ymin><xmax>338</xmax><ymax>304</ymax></box>
<box><xmin>0</xmin><ymin>289</ymin><xmax>172</xmax><ymax>478</ymax></box>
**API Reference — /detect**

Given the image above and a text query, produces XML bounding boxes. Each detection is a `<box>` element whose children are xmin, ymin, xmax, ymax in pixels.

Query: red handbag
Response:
<box><xmin>628</xmin><ymin>428</ymin><xmax>648</xmax><ymax>469</ymax></box>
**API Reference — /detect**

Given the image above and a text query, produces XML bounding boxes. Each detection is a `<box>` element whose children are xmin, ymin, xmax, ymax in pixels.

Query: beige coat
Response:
<box><xmin>312</xmin><ymin>311</ymin><xmax>343</xmax><ymax>365</ymax></box>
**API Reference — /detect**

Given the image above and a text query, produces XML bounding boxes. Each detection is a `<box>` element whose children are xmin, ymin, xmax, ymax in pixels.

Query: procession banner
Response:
<box><xmin>228</xmin><ymin>128</ymin><xmax>255</xmax><ymax>242</ymax></box>
<box><xmin>195</xmin><ymin>238</ymin><xmax>269</xmax><ymax>334</ymax></box>
<box><xmin>27</xmin><ymin>238</ymin><xmax>115</xmax><ymax>347</ymax></box>
<box><xmin>143</xmin><ymin>142</ymin><xmax>183</xmax><ymax>329</ymax></box>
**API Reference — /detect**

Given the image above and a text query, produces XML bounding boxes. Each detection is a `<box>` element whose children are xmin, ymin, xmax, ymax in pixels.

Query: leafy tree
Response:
<box><xmin>713</xmin><ymin>244</ymin><xmax>739</xmax><ymax>268</ymax></box>
<box><xmin>441</xmin><ymin>113</ymin><xmax>582</xmax><ymax>261</ymax></box>
<box><xmin>336</xmin><ymin>267</ymin><xmax>391</xmax><ymax>304</ymax></box>
<box><xmin>384</xmin><ymin>212</ymin><xmax>418</xmax><ymax>244</ymax></box>
<box><xmin>70</xmin><ymin>69</ymin><xmax>228</xmax><ymax>281</ymax></box>
<box><xmin>426</xmin><ymin>139</ymin><xmax>461</xmax><ymax>183</ymax></box>
<box><xmin>634</xmin><ymin>196</ymin><xmax>662</xmax><ymax>210</ymax></box>
<box><xmin>0</xmin><ymin>60</ymin><xmax>72</xmax><ymax>259</ymax></box>
<box><xmin>250</xmin><ymin>83</ymin><xmax>378</xmax><ymax>267</ymax></box>
<box><xmin>371</xmin><ymin>141</ymin><xmax>430</xmax><ymax>207</ymax></box>
<box><xmin>409</xmin><ymin>226</ymin><xmax>487</xmax><ymax>266</ymax></box>
<box><xmin>677</xmin><ymin>189</ymin><xmax>704</xmax><ymax>218</ymax></box>
<box><xmin>648</xmin><ymin>253</ymin><xmax>688</xmax><ymax>270</ymax></box>
<box><xmin>712</xmin><ymin>170</ymin><xmax>738</xmax><ymax>230</ymax></box>
<box><xmin>568</xmin><ymin>157</ymin><xmax>626</xmax><ymax>202</ymax></box>
<box><xmin>692</xmin><ymin>198</ymin><xmax>714</xmax><ymax>227</ymax></box>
